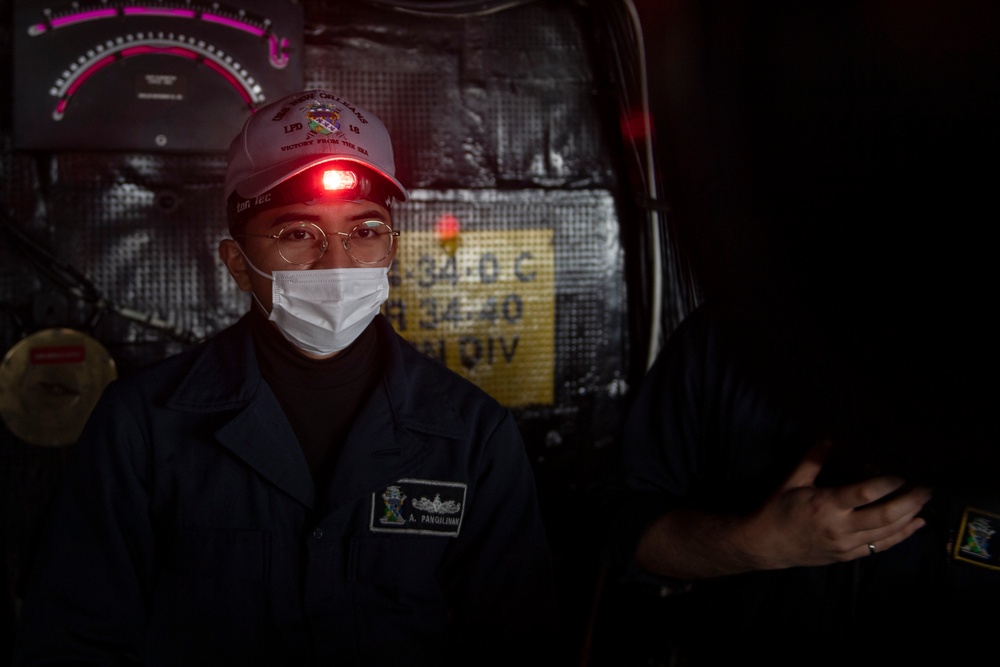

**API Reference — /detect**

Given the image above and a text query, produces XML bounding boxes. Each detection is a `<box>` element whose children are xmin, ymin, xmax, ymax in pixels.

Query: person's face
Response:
<box><xmin>218</xmin><ymin>198</ymin><xmax>396</xmax><ymax>314</ymax></box>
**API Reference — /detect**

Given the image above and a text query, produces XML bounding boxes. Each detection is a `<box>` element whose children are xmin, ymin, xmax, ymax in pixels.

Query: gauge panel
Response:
<box><xmin>13</xmin><ymin>0</ymin><xmax>304</xmax><ymax>152</ymax></box>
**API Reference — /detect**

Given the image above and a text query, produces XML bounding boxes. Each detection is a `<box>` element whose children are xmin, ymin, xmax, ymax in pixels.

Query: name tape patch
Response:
<box><xmin>370</xmin><ymin>478</ymin><xmax>467</xmax><ymax>537</ymax></box>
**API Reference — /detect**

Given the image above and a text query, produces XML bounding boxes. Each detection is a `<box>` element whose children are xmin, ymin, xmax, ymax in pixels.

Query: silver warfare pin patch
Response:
<box><xmin>369</xmin><ymin>478</ymin><xmax>467</xmax><ymax>537</ymax></box>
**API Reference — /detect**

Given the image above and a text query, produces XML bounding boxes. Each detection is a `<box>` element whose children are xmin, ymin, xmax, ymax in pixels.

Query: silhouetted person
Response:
<box><xmin>602</xmin><ymin>2</ymin><xmax>1000</xmax><ymax>664</ymax></box>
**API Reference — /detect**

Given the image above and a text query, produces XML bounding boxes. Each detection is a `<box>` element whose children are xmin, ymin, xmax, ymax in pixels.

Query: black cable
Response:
<box><xmin>0</xmin><ymin>207</ymin><xmax>201</xmax><ymax>346</ymax></box>
<box><xmin>356</xmin><ymin>0</ymin><xmax>540</xmax><ymax>18</ymax></box>
<box><xmin>594</xmin><ymin>0</ymin><xmax>699</xmax><ymax>360</ymax></box>
<box><xmin>0</xmin><ymin>210</ymin><xmax>104</xmax><ymax>308</ymax></box>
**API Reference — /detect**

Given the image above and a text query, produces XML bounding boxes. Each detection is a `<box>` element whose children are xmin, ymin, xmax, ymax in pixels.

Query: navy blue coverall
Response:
<box><xmin>14</xmin><ymin>314</ymin><xmax>558</xmax><ymax>666</ymax></box>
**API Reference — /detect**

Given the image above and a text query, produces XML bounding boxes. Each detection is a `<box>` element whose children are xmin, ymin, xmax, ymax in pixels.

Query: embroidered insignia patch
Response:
<box><xmin>369</xmin><ymin>478</ymin><xmax>467</xmax><ymax>537</ymax></box>
<box><xmin>953</xmin><ymin>506</ymin><xmax>1000</xmax><ymax>571</ymax></box>
<box><xmin>303</xmin><ymin>100</ymin><xmax>341</xmax><ymax>135</ymax></box>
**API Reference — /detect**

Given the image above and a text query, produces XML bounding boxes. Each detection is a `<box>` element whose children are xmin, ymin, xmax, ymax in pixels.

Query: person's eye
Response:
<box><xmin>282</xmin><ymin>225</ymin><xmax>319</xmax><ymax>241</ymax></box>
<box><xmin>352</xmin><ymin>221</ymin><xmax>387</xmax><ymax>240</ymax></box>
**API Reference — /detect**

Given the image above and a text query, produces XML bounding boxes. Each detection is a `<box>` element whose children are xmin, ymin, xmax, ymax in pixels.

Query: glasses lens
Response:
<box><xmin>277</xmin><ymin>223</ymin><xmax>328</xmax><ymax>265</ymax></box>
<box><xmin>346</xmin><ymin>221</ymin><xmax>395</xmax><ymax>264</ymax></box>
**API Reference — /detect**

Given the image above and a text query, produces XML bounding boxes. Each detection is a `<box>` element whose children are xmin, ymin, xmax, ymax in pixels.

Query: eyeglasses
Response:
<box><xmin>235</xmin><ymin>220</ymin><xmax>399</xmax><ymax>265</ymax></box>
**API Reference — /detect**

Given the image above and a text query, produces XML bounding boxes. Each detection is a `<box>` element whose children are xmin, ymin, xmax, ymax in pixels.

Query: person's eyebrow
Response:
<box><xmin>267</xmin><ymin>211</ymin><xmax>321</xmax><ymax>229</ymax></box>
<box><xmin>265</xmin><ymin>207</ymin><xmax>390</xmax><ymax>231</ymax></box>
<box><xmin>348</xmin><ymin>207</ymin><xmax>390</xmax><ymax>222</ymax></box>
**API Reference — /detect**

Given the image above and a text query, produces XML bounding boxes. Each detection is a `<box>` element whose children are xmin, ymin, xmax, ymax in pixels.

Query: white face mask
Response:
<box><xmin>241</xmin><ymin>252</ymin><xmax>389</xmax><ymax>355</ymax></box>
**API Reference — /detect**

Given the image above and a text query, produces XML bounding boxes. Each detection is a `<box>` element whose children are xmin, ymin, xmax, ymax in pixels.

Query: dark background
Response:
<box><xmin>643</xmin><ymin>0</ymin><xmax>1000</xmax><ymax>492</ymax></box>
<box><xmin>2</xmin><ymin>1</ymin><xmax>999</xmax><ymax>665</ymax></box>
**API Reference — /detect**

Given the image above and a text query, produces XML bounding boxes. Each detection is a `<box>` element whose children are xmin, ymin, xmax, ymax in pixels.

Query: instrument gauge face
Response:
<box><xmin>13</xmin><ymin>0</ymin><xmax>304</xmax><ymax>152</ymax></box>
<box><xmin>0</xmin><ymin>328</ymin><xmax>118</xmax><ymax>447</ymax></box>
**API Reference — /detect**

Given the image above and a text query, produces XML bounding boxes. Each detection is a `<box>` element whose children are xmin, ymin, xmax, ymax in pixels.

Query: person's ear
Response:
<box><xmin>219</xmin><ymin>239</ymin><xmax>252</xmax><ymax>292</ymax></box>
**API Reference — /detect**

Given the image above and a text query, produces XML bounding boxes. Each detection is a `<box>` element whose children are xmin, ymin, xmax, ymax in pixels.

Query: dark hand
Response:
<box><xmin>740</xmin><ymin>440</ymin><xmax>932</xmax><ymax>569</ymax></box>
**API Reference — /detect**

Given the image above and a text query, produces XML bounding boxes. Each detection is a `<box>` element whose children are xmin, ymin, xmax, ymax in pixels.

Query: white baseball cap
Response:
<box><xmin>224</xmin><ymin>89</ymin><xmax>408</xmax><ymax>206</ymax></box>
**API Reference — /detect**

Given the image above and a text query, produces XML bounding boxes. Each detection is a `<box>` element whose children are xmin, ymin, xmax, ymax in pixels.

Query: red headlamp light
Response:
<box><xmin>303</xmin><ymin>167</ymin><xmax>374</xmax><ymax>204</ymax></box>
<box><xmin>321</xmin><ymin>168</ymin><xmax>359</xmax><ymax>192</ymax></box>
<box><xmin>228</xmin><ymin>163</ymin><xmax>396</xmax><ymax>229</ymax></box>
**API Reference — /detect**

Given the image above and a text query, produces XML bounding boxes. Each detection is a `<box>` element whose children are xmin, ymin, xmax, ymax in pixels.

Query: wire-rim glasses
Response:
<box><xmin>235</xmin><ymin>220</ymin><xmax>399</xmax><ymax>265</ymax></box>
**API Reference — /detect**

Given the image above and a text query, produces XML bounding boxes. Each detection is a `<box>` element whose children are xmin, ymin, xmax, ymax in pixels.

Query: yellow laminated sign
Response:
<box><xmin>387</xmin><ymin>228</ymin><xmax>555</xmax><ymax>407</ymax></box>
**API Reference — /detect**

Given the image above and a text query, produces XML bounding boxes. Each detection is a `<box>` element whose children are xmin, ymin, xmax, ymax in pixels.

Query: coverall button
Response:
<box><xmin>312</xmin><ymin>528</ymin><xmax>323</xmax><ymax>540</ymax></box>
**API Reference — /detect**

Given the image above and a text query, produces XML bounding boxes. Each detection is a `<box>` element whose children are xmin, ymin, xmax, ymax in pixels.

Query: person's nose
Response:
<box><xmin>312</xmin><ymin>235</ymin><xmax>355</xmax><ymax>269</ymax></box>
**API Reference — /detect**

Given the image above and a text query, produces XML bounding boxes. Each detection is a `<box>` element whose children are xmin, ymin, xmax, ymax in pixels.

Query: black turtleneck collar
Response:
<box><xmin>246</xmin><ymin>306</ymin><xmax>382</xmax><ymax>497</ymax></box>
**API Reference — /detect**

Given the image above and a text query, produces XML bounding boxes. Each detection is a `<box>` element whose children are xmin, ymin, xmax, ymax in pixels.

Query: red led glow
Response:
<box><xmin>620</xmin><ymin>108</ymin><xmax>653</xmax><ymax>143</ymax></box>
<box><xmin>435</xmin><ymin>214</ymin><xmax>460</xmax><ymax>241</ymax></box>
